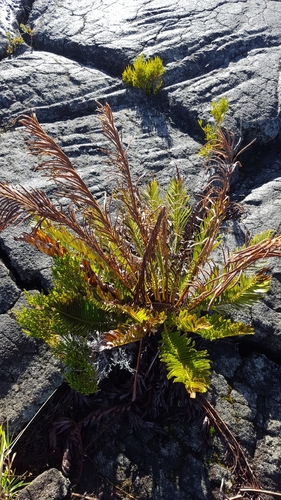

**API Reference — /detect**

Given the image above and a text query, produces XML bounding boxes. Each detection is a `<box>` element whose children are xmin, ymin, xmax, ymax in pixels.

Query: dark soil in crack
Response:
<box><xmin>12</xmin><ymin>355</ymin><xmax>210</xmax><ymax>500</ymax></box>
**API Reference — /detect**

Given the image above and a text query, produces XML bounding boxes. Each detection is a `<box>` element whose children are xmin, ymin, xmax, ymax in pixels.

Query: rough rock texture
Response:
<box><xmin>17</xmin><ymin>468</ymin><xmax>70</xmax><ymax>500</ymax></box>
<box><xmin>1</xmin><ymin>0</ymin><xmax>281</xmax><ymax>499</ymax></box>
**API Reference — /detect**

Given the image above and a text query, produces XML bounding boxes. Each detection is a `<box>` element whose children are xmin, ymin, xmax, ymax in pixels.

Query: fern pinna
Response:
<box><xmin>0</xmin><ymin>100</ymin><xmax>281</xmax><ymax>396</ymax></box>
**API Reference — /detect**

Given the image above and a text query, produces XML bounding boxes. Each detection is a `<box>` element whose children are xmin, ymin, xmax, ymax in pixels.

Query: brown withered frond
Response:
<box><xmin>0</xmin><ymin>183</ymin><xmax>70</xmax><ymax>231</ymax></box>
<box><xmin>96</xmin><ymin>102</ymin><xmax>146</xmax><ymax>241</ymax></box>
<box><xmin>207</xmin><ymin>235</ymin><xmax>281</xmax><ymax>307</ymax></box>
<box><xmin>134</xmin><ymin>206</ymin><xmax>166</xmax><ymax>303</ymax></box>
<box><xmin>0</xmin><ymin>110</ymin><xmax>142</xmax><ymax>292</ymax></box>
<box><xmin>17</xmin><ymin>111</ymin><xmax>117</xmax><ymax>238</ymax></box>
<box><xmin>204</xmin><ymin>126</ymin><xmax>255</xmax><ymax>168</ymax></box>
<box><xmin>21</xmin><ymin>227</ymin><xmax>67</xmax><ymax>257</ymax></box>
<box><xmin>50</xmin><ymin>417</ymin><xmax>83</xmax><ymax>485</ymax></box>
<box><xmin>0</xmin><ymin>181</ymin><xmax>127</xmax><ymax>286</ymax></box>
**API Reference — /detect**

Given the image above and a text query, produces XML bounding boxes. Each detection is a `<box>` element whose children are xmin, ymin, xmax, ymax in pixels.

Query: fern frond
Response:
<box><xmin>213</xmin><ymin>269</ymin><xmax>271</xmax><ymax>310</ymax></box>
<box><xmin>54</xmin><ymin>335</ymin><xmax>98</xmax><ymax>395</ymax></box>
<box><xmin>195</xmin><ymin>314</ymin><xmax>254</xmax><ymax>341</ymax></box>
<box><xmin>101</xmin><ymin>324</ymin><xmax>148</xmax><ymax>348</ymax></box>
<box><xmin>16</xmin><ymin>286</ymin><xmax>119</xmax><ymax>344</ymax></box>
<box><xmin>207</xmin><ymin>235</ymin><xmax>281</xmax><ymax>309</ymax></box>
<box><xmin>33</xmin><ymin>222</ymin><xmax>98</xmax><ymax>262</ymax></box>
<box><xmin>177</xmin><ymin>200</ymin><xmax>224</xmax><ymax>306</ymax></box>
<box><xmin>243</xmin><ymin>229</ymin><xmax>275</xmax><ymax>247</ymax></box>
<box><xmin>15</xmin><ymin>291</ymin><xmax>60</xmax><ymax>346</ymax></box>
<box><xmin>101</xmin><ymin>310</ymin><xmax>166</xmax><ymax>348</ymax></box>
<box><xmin>134</xmin><ymin>206</ymin><xmax>166</xmax><ymax>302</ymax></box>
<box><xmin>17</xmin><ymin>112</ymin><xmax>106</xmax><ymax>218</ymax></box>
<box><xmin>21</xmin><ymin>227</ymin><xmax>67</xmax><ymax>257</ymax></box>
<box><xmin>0</xmin><ymin>183</ymin><xmax>70</xmax><ymax>231</ymax></box>
<box><xmin>175</xmin><ymin>310</ymin><xmax>212</xmax><ymax>333</ymax></box>
<box><xmin>49</xmin><ymin>296</ymin><xmax>118</xmax><ymax>337</ymax></box>
<box><xmin>159</xmin><ymin>328</ymin><xmax>211</xmax><ymax>397</ymax></box>
<box><xmin>142</xmin><ymin>178</ymin><xmax>163</xmax><ymax>212</ymax></box>
<box><xmin>165</xmin><ymin>176</ymin><xmax>192</xmax><ymax>254</ymax></box>
<box><xmin>96</xmin><ymin>102</ymin><xmax>143</xmax><ymax>230</ymax></box>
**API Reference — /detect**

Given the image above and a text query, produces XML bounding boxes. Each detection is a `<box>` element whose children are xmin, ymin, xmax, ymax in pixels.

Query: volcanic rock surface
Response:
<box><xmin>1</xmin><ymin>1</ymin><xmax>281</xmax><ymax>499</ymax></box>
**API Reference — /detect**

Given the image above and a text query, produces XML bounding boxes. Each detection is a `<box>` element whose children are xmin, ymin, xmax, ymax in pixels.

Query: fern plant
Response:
<box><xmin>122</xmin><ymin>54</ymin><xmax>165</xmax><ymax>94</ymax></box>
<box><xmin>1</xmin><ymin>100</ymin><xmax>281</xmax><ymax>396</ymax></box>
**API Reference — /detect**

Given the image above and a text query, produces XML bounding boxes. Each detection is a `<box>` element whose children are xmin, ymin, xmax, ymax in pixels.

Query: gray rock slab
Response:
<box><xmin>27</xmin><ymin>0</ymin><xmax>281</xmax><ymax>142</ymax></box>
<box><xmin>18</xmin><ymin>468</ymin><xmax>70</xmax><ymax>500</ymax></box>
<box><xmin>0</xmin><ymin>0</ymin><xmax>33</xmax><ymax>57</ymax></box>
<box><xmin>0</xmin><ymin>259</ymin><xmax>20</xmax><ymax>312</ymax></box>
<box><xmin>242</xmin><ymin>176</ymin><xmax>281</xmax><ymax>234</ymax></box>
<box><xmin>0</xmin><ymin>48</ymin><xmax>123</xmax><ymax>124</ymax></box>
<box><xmin>0</xmin><ymin>228</ymin><xmax>52</xmax><ymax>285</ymax></box>
<box><xmin>0</xmin><ymin>311</ymin><xmax>63</xmax><ymax>431</ymax></box>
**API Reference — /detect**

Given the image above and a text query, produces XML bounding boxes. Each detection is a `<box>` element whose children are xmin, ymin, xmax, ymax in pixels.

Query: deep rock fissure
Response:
<box><xmin>0</xmin><ymin>238</ymin><xmax>45</xmax><ymax>292</ymax></box>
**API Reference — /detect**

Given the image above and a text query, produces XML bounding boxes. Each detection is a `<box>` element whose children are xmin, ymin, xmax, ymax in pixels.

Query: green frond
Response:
<box><xmin>102</xmin><ymin>310</ymin><xmax>166</xmax><ymax>348</ymax></box>
<box><xmin>16</xmin><ymin>289</ymin><xmax>119</xmax><ymax>343</ymax></box>
<box><xmin>116</xmin><ymin>304</ymin><xmax>152</xmax><ymax>323</ymax></box>
<box><xmin>177</xmin><ymin>208</ymin><xmax>223</xmax><ymax>305</ymax></box>
<box><xmin>193</xmin><ymin>206</ymin><xmax>223</xmax><ymax>260</ymax></box>
<box><xmin>39</xmin><ymin>220</ymin><xmax>99</xmax><ymax>262</ymax></box>
<box><xmin>48</xmin><ymin>296</ymin><xmax>118</xmax><ymax>337</ymax></box>
<box><xmin>102</xmin><ymin>323</ymin><xmax>149</xmax><ymax>348</ymax></box>
<box><xmin>195</xmin><ymin>314</ymin><xmax>254</xmax><ymax>341</ymax></box>
<box><xmin>122</xmin><ymin>211</ymin><xmax>146</xmax><ymax>256</ymax></box>
<box><xmin>134</xmin><ymin>206</ymin><xmax>166</xmax><ymax>302</ymax></box>
<box><xmin>165</xmin><ymin>176</ymin><xmax>192</xmax><ymax>253</ymax></box>
<box><xmin>15</xmin><ymin>291</ymin><xmax>60</xmax><ymax>346</ymax></box>
<box><xmin>54</xmin><ymin>335</ymin><xmax>98</xmax><ymax>395</ymax></box>
<box><xmin>174</xmin><ymin>309</ymin><xmax>212</xmax><ymax>333</ymax></box>
<box><xmin>212</xmin><ymin>269</ymin><xmax>271</xmax><ymax>311</ymax></box>
<box><xmin>142</xmin><ymin>178</ymin><xmax>163</xmax><ymax>213</ymax></box>
<box><xmin>159</xmin><ymin>328</ymin><xmax>211</xmax><ymax>397</ymax></box>
<box><xmin>198</xmin><ymin>97</ymin><xmax>229</xmax><ymax>158</ymax></box>
<box><xmin>210</xmin><ymin>97</ymin><xmax>229</xmax><ymax>125</ymax></box>
<box><xmin>15</xmin><ymin>253</ymin><xmax>124</xmax><ymax>348</ymax></box>
<box><xmin>244</xmin><ymin>230</ymin><xmax>275</xmax><ymax>247</ymax></box>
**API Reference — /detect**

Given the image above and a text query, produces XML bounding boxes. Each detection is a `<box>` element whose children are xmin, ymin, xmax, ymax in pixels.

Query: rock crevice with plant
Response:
<box><xmin>1</xmin><ymin>92</ymin><xmax>281</xmax><ymax>496</ymax></box>
<box><xmin>0</xmin><ymin>98</ymin><xmax>280</xmax><ymax>405</ymax></box>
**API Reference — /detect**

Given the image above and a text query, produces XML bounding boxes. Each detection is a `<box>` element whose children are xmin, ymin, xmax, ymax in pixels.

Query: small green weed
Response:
<box><xmin>5</xmin><ymin>32</ymin><xmax>24</xmax><ymax>55</ymax></box>
<box><xmin>209</xmin><ymin>425</ymin><xmax>216</xmax><ymax>439</ymax></box>
<box><xmin>19</xmin><ymin>24</ymin><xmax>33</xmax><ymax>37</ymax></box>
<box><xmin>6</xmin><ymin>24</ymin><xmax>33</xmax><ymax>55</ymax></box>
<box><xmin>0</xmin><ymin>425</ymin><xmax>29</xmax><ymax>499</ymax></box>
<box><xmin>198</xmin><ymin>97</ymin><xmax>229</xmax><ymax>158</ymax></box>
<box><xmin>122</xmin><ymin>53</ymin><xmax>165</xmax><ymax>95</ymax></box>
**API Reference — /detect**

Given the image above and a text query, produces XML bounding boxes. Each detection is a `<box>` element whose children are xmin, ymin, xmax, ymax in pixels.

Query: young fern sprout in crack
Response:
<box><xmin>122</xmin><ymin>53</ymin><xmax>165</xmax><ymax>95</ymax></box>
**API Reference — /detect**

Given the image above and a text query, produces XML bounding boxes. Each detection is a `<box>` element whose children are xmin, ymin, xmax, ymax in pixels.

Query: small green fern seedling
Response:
<box><xmin>122</xmin><ymin>54</ymin><xmax>165</xmax><ymax>95</ymax></box>
<box><xmin>19</xmin><ymin>24</ymin><xmax>33</xmax><ymax>37</ymax></box>
<box><xmin>20</xmin><ymin>24</ymin><xmax>33</xmax><ymax>49</ymax></box>
<box><xmin>6</xmin><ymin>25</ymin><xmax>33</xmax><ymax>55</ymax></box>
<box><xmin>198</xmin><ymin>97</ymin><xmax>229</xmax><ymax>158</ymax></box>
<box><xmin>6</xmin><ymin>32</ymin><xmax>24</xmax><ymax>55</ymax></box>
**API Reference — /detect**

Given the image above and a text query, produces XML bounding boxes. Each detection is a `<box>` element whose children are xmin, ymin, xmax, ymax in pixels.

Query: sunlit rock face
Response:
<box><xmin>1</xmin><ymin>1</ymin><xmax>281</xmax><ymax>498</ymax></box>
